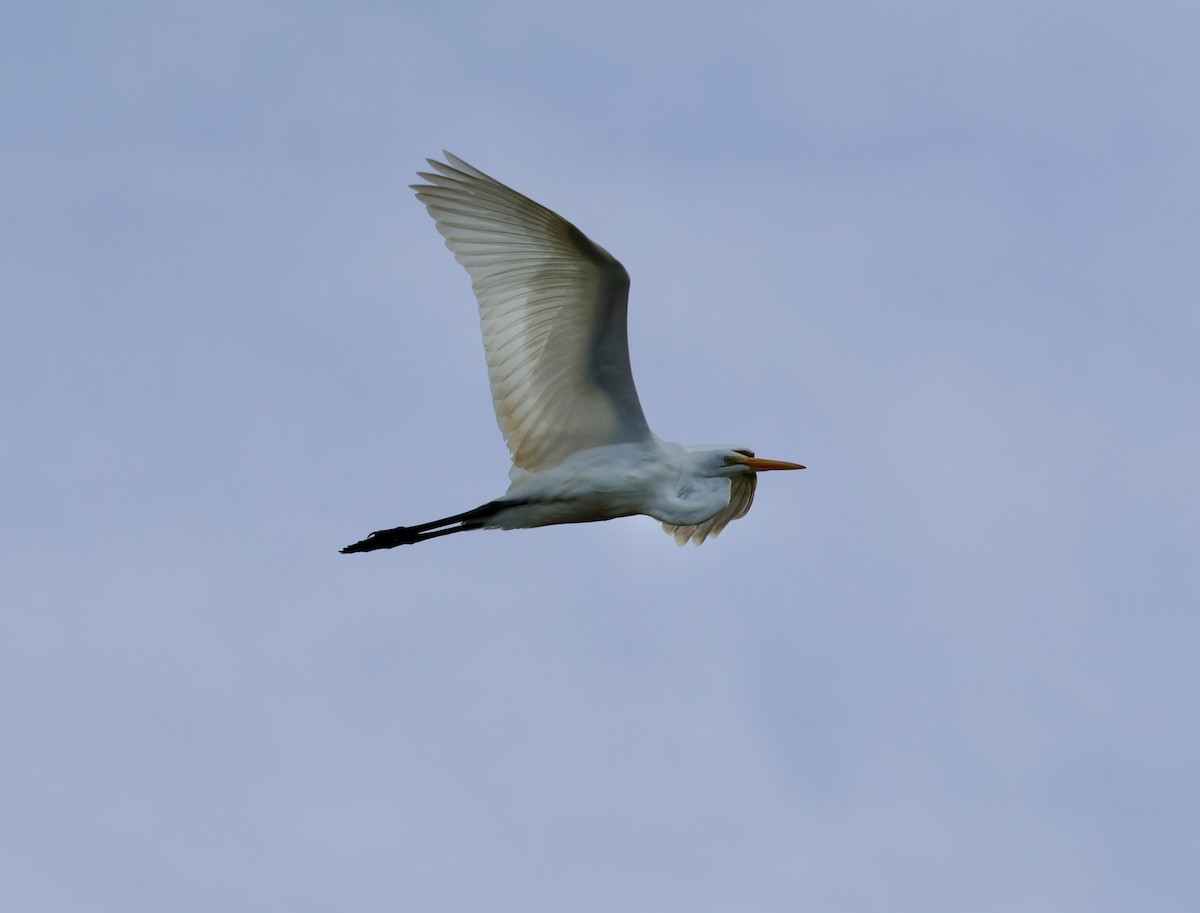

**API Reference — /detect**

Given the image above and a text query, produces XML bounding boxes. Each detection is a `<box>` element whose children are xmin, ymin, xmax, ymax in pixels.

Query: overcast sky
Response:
<box><xmin>3</xmin><ymin>1</ymin><xmax>1198</xmax><ymax>911</ymax></box>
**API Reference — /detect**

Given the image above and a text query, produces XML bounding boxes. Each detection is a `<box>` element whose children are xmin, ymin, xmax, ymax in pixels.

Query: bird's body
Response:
<box><xmin>342</xmin><ymin>153</ymin><xmax>804</xmax><ymax>553</ymax></box>
<box><xmin>502</xmin><ymin>440</ymin><xmax>743</xmax><ymax>530</ymax></box>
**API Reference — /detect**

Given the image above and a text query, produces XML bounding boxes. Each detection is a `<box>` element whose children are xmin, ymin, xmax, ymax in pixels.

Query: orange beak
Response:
<box><xmin>741</xmin><ymin>456</ymin><xmax>806</xmax><ymax>472</ymax></box>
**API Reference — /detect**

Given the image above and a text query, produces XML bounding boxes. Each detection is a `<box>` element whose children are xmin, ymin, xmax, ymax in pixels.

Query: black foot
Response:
<box><xmin>340</xmin><ymin>526</ymin><xmax>420</xmax><ymax>553</ymax></box>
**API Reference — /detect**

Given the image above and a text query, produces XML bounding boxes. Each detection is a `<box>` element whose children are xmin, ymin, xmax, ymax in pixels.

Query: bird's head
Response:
<box><xmin>706</xmin><ymin>447</ymin><xmax>806</xmax><ymax>476</ymax></box>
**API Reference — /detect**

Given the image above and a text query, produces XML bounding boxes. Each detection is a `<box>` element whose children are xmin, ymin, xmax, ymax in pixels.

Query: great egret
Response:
<box><xmin>341</xmin><ymin>153</ymin><xmax>804</xmax><ymax>552</ymax></box>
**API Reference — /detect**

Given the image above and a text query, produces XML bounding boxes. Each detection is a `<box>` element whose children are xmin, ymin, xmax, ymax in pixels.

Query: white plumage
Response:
<box><xmin>341</xmin><ymin>153</ymin><xmax>804</xmax><ymax>553</ymax></box>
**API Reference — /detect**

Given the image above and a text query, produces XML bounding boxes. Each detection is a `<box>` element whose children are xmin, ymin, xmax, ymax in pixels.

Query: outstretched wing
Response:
<box><xmin>662</xmin><ymin>474</ymin><xmax>758</xmax><ymax>546</ymax></box>
<box><xmin>413</xmin><ymin>152</ymin><xmax>651</xmax><ymax>472</ymax></box>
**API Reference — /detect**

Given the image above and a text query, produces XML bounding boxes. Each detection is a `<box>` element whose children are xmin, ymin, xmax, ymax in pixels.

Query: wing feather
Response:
<box><xmin>661</xmin><ymin>474</ymin><xmax>758</xmax><ymax>546</ymax></box>
<box><xmin>413</xmin><ymin>152</ymin><xmax>651</xmax><ymax>471</ymax></box>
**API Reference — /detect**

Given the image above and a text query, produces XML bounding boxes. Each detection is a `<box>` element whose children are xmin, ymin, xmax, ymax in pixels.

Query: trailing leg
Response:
<box><xmin>340</xmin><ymin>501</ymin><xmax>511</xmax><ymax>553</ymax></box>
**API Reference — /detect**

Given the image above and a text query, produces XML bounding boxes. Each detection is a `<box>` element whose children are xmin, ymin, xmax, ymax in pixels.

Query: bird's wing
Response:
<box><xmin>412</xmin><ymin>152</ymin><xmax>652</xmax><ymax>472</ymax></box>
<box><xmin>662</xmin><ymin>474</ymin><xmax>758</xmax><ymax>546</ymax></box>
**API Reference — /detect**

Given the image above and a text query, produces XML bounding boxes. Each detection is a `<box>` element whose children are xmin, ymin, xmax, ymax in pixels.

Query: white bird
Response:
<box><xmin>342</xmin><ymin>152</ymin><xmax>804</xmax><ymax>553</ymax></box>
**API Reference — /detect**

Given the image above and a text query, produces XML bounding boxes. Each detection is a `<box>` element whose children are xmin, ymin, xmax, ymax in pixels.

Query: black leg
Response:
<box><xmin>340</xmin><ymin>500</ymin><xmax>521</xmax><ymax>553</ymax></box>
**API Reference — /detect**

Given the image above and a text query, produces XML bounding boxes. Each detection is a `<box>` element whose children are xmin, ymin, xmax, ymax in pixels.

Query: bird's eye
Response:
<box><xmin>723</xmin><ymin>455</ymin><xmax>735</xmax><ymax>465</ymax></box>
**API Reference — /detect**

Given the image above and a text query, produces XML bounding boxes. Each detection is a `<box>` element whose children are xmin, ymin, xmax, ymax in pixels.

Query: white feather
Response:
<box><xmin>412</xmin><ymin>152</ymin><xmax>651</xmax><ymax>472</ymax></box>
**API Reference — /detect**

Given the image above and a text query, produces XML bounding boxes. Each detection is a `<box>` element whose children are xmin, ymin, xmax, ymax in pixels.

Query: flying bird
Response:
<box><xmin>341</xmin><ymin>153</ymin><xmax>804</xmax><ymax>552</ymax></box>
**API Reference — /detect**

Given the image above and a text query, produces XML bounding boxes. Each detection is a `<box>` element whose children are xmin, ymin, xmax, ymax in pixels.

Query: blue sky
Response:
<box><xmin>3</xmin><ymin>1</ymin><xmax>1198</xmax><ymax>911</ymax></box>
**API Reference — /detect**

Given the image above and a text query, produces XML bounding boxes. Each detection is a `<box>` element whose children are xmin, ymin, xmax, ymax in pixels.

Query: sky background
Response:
<box><xmin>3</xmin><ymin>1</ymin><xmax>1198</xmax><ymax>911</ymax></box>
